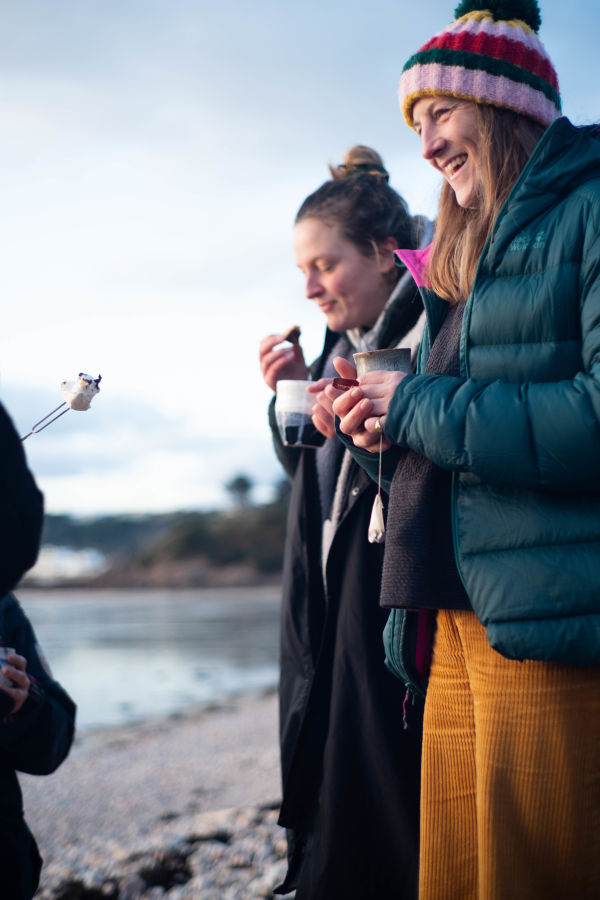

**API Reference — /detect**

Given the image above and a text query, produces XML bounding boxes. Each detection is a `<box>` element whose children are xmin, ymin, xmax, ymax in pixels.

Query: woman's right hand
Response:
<box><xmin>259</xmin><ymin>334</ymin><xmax>309</xmax><ymax>392</ymax></box>
<box><xmin>333</xmin><ymin>387</ymin><xmax>389</xmax><ymax>452</ymax></box>
<box><xmin>331</xmin><ymin>358</ymin><xmax>407</xmax><ymax>453</ymax></box>
<box><xmin>0</xmin><ymin>652</ymin><xmax>30</xmax><ymax>716</ymax></box>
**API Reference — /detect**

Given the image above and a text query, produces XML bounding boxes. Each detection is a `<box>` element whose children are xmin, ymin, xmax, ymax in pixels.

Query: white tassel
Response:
<box><xmin>368</xmin><ymin>493</ymin><xmax>385</xmax><ymax>543</ymax></box>
<box><xmin>368</xmin><ymin>429</ymin><xmax>386</xmax><ymax>543</ymax></box>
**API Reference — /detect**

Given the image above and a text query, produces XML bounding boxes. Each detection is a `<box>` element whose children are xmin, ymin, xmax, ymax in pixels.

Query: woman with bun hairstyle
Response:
<box><xmin>331</xmin><ymin>3</ymin><xmax>600</xmax><ymax>897</ymax></box>
<box><xmin>259</xmin><ymin>146</ymin><xmax>432</xmax><ymax>899</ymax></box>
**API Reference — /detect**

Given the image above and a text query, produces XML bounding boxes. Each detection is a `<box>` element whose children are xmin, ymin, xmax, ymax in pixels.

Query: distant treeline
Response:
<box><xmin>42</xmin><ymin>476</ymin><xmax>291</xmax><ymax>576</ymax></box>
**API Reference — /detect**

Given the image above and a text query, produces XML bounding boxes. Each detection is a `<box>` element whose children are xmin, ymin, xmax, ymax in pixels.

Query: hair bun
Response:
<box><xmin>329</xmin><ymin>145</ymin><xmax>389</xmax><ymax>182</ymax></box>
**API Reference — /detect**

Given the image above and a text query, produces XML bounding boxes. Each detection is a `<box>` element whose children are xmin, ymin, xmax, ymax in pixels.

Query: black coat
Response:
<box><xmin>0</xmin><ymin>402</ymin><xmax>44</xmax><ymax>597</ymax></box>
<box><xmin>272</xmin><ymin>276</ymin><xmax>425</xmax><ymax>899</ymax></box>
<box><xmin>0</xmin><ymin>593</ymin><xmax>76</xmax><ymax>899</ymax></box>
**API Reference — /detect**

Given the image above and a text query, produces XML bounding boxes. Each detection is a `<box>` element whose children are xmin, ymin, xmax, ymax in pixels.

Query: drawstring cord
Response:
<box><xmin>368</xmin><ymin>430</ymin><xmax>386</xmax><ymax>543</ymax></box>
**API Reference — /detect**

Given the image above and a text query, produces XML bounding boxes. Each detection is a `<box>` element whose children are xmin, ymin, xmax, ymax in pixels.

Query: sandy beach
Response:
<box><xmin>21</xmin><ymin>689</ymin><xmax>289</xmax><ymax>898</ymax></box>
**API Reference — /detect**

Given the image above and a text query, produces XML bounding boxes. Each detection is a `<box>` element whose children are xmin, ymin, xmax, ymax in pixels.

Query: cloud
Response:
<box><xmin>0</xmin><ymin>0</ymin><xmax>597</xmax><ymax>516</ymax></box>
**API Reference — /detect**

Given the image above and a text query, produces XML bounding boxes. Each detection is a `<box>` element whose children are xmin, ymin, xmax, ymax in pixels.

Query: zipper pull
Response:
<box><xmin>402</xmin><ymin>687</ymin><xmax>411</xmax><ymax>731</ymax></box>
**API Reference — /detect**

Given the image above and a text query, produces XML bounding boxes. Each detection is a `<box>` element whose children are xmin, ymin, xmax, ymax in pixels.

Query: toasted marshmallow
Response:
<box><xmin>60</xmin><ymin>373</ymin><xmax>102</xmax><ymax>411</ymax></box>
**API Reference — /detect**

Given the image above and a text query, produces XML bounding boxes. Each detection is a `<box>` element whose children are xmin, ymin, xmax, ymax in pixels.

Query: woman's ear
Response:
<box><xmin>378</xmin><ymin>236</ymin><xmax>400</xmax><ymax>275</ymax></box>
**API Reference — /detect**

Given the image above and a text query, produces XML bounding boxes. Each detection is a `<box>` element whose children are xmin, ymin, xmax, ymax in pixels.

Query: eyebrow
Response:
<box><xmin>412</xmin><ymin>98</ymin><xmax>456</xmax><ymax>129</ymax></box>
<box><xmin>297</xmin><ymin>254</ymin><xmax>333</xmax><ymax>270</ymax></box>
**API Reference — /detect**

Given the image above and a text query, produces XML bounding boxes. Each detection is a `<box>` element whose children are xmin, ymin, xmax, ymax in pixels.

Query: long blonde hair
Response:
<box><xmin>428</xmin><ymin>104</ymin><xmax>546</xmax><ymax>303</ymax></box>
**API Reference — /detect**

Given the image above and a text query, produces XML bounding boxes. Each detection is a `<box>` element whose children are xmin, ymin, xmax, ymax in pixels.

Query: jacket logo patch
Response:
<box><xmin>508</xmin><ymin>230</ymin><xmax>546</xmax><ymax>252</ymax></box>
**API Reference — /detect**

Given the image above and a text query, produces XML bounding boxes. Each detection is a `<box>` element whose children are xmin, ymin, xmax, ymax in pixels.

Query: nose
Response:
<box><xmin>420</xmin><ymin>123</ymin><xmax>444</xmax><ymax>161</ymax></box>
<box><xmin>305</xmin><ymin>269</ymin><xmax>323</xmax><ymax>299</ymax></box>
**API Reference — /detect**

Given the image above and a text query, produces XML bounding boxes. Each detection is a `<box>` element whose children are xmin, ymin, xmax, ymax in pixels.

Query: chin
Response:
<box><xmin>325</xmin><ymin>315</ymin><xmax>346</xmax><ymax>333</ymax></box>
<box><xmin>451</xmin><ymin>179</ymin><xmax>479</xmax><ymax>209</ymax></box>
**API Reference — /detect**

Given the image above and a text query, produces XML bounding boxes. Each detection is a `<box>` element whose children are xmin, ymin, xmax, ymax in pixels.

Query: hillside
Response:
<box><xmin>28</xmin><ymin>478</ymin><xmax>290</xmax><ymax>588</ymax></box>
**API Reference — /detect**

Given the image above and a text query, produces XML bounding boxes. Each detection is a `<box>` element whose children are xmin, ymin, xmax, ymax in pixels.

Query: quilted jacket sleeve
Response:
<box><xmin>385</xmin><ymin>369</ymin><xmax>600</xmax><ymax>492</ymax></box>
<box><xmin>384</xmin><ymin>236</ymin><xmax>600</xmax><ymax>493</ymax></box>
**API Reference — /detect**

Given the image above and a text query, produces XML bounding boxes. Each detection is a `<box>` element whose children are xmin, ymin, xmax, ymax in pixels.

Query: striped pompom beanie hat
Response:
<box><xmin>399</xmin><ymin>0</ymin><xmax>561</xmax><ymax>129</ymax></box>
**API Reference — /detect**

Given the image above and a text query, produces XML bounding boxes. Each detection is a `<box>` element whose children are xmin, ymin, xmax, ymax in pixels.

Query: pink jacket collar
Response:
<box><xmin>395</xmin><ymin>245</ymin><xmax>432</xmax><ymax>288</ymax></box>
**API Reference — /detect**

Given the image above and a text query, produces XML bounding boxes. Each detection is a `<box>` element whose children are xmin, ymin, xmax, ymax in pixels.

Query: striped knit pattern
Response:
<box><xmin>399</xmin><ymin>9</ymin><xmax>561</xmax><ymax>128</ymax></box>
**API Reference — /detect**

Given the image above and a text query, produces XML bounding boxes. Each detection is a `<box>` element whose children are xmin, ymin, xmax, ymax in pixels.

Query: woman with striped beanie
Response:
<box><xmin>329</xmin><ymin>1</ymin><xmax>600</xmax><ymax>897</ymax></box>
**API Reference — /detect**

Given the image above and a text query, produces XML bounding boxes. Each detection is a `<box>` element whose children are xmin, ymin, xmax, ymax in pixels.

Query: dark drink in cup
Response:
<box><xmin>281</xmin><ymin>418</ymin><xmax>321</xmax><ymax>448</ymax></box>
<box><xmin>275</xmin><ymin>380</ymin><xmax>321</xmax><ymax>449</ymax></box>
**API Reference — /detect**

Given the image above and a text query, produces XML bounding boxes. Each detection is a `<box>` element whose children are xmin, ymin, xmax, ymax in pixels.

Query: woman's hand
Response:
<box><xmin>1</xmin><ymin>653</ymin><xmax>30</xmax><ymax>716</ymax></box>
<box><xmin>306</xmin><ymin>378</ymin><xmax>338</xmax><ymax>438</ymax></box>
<box><xmin>307</xmin><ymin>356</ymin><xmax>363</xmax><ymax>439</ymax></box>
<box><xmin>332</xmin><ymin>362</ymin><xmax>408</xmax><ymax>452</ymax></box>
<box><xmin>327</xmin><ymin>357</ymin><xmax>386</xmax><ymax>452</ymax></box>
<box><xmin>259</xmin><ymin>334</ymin><xmax>309</xmax><ymax>392</ymax></box>
<box><xmin>333</xmin><ymin>388</ymin><xmax>388</xmax><ymax>452</ymax></box>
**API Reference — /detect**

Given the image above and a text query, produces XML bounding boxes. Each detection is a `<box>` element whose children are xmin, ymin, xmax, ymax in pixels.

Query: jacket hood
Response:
<box><xmin>524</xmin><ymin>118</ymin><xmax>600</xmax><ymax>197</ymax></box>
<box><xmin>489</xmin><ymin>117</ymin><xmax>600</xmax><ymax>261</ymax></box>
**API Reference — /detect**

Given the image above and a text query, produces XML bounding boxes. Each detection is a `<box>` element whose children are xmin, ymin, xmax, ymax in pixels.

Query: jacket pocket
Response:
<box><xmin>383</xmin><ymin>608</ymin><xmax>434</xmax><ymax>699</ymax></box>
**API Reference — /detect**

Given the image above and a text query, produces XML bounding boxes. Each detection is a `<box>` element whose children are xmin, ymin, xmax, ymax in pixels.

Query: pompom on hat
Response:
<box><xmin>399</xmin><ymin>0</ymin><xmax>561</xmax><ymax>129</ymax></box>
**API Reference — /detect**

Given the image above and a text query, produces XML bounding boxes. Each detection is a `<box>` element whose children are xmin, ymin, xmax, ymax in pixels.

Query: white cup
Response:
<box><xmin>275</xmin><ymin>380</ymin><xmax>321</xmax><ymax>449</ymax></box>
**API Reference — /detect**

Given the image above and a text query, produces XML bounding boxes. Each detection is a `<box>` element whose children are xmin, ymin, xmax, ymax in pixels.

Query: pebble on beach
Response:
<box><xmin>22</xmin><ymin>690</ymin><xmax>296</xmax><ymax>899</ymax></box>
<box><xmin>36</xmin><ymin>804</ymin><xmax>293</xmax><ymax>899</ymax></box>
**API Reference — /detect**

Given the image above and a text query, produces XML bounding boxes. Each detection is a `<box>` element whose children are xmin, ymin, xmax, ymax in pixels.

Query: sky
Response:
<box><xmin>0</xmin><ymin>0</ymin><xmax>597</xmax><ymax>517</ymax></box>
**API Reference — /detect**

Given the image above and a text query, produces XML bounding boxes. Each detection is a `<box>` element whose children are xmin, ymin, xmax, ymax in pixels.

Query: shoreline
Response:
<box><xmin>68</xmin><ymin>685</ymin><xmax>279</xmax><ymax>752</ymax></box>
<box><xmin>22</xmin><ymin>688</ymin><xmax>289</xmax><ymax>898</ymax></box>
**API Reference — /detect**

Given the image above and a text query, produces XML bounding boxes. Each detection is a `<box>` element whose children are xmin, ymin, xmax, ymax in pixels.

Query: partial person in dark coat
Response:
<box><xmin>0</xmin><ymin>592</ymin><xmax>76</xmax><ymax>899</ymax></box>
<box><xmin>0</xmin><ymin>373</ymin><xmax>59</xmax><ymax>896</ymax></box>
<box><xmin>259</xmin><ymin>146</ymin><xmax>431</xmax><ymax>899</ymax></box>
<box><xmin>0</xmin><ymin>401</ymin><xmax>44</xmax><ymax>596</ymax></box>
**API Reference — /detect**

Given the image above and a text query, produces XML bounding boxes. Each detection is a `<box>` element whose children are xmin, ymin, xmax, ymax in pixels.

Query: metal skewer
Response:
<box><xmin>21</xmin><ymin>403</ymin><xmax>70</xmax><ymax>441</ymax></box>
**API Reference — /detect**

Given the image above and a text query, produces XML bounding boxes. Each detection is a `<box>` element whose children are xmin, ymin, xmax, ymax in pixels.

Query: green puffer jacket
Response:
<box><xmin>383</xmin><ymin>116</ymin><xmax>600</xmax><ymax>668</ymax></box>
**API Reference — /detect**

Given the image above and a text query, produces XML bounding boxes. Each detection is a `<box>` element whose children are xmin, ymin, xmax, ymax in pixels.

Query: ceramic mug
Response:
<box><xmin>353</xmin><ymin>347</ymin><xmax>412</xmax><ymax>377</ymax></box>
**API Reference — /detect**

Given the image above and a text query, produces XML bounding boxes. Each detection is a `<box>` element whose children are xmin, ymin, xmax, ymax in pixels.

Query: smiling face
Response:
<box><xmin>293</xmin><ymin>218</ymin><xmax>394</xmax><ymax>333</ymax></box>
<box><xmin>412</xmin><ymin>96</ymin><xmax>482</xmax><ymax>209</ymax></box>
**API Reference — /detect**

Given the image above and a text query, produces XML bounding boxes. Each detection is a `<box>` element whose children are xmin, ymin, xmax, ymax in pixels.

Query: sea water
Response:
<box><xmin>17</xmin><ymin>586</ymin><xmax>281</xmax><ymax>732</ymax></box>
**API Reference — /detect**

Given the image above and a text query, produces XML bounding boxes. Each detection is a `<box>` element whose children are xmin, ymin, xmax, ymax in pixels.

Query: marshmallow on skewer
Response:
<box><xmin>60</xmin><ymin>373</ymin><xmax>102</xmax><ymax>411</ymax></box>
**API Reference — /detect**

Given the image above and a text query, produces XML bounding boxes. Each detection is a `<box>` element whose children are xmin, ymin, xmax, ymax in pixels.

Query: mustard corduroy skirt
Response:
<box><xmin>419</xmin><ymin>609</ymin><xmax>600</xmax><ymax>900</ymax></box>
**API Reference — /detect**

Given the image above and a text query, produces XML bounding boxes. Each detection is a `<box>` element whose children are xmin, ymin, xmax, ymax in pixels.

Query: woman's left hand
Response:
<box><xmin>333</xmin><ymin>368</ymin><xmax>408</xmax><ymax>451</ymax></box>
<box><xmin>1</xmin><ymin>653</ymin><xmax>30</xmax><ymax>715</ymax></box>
